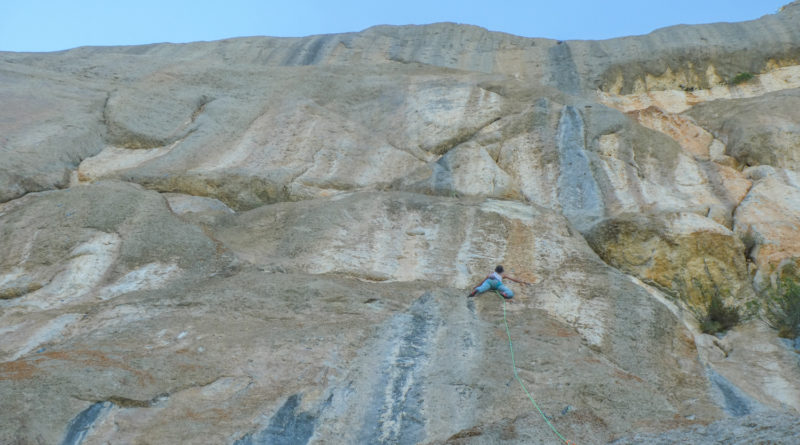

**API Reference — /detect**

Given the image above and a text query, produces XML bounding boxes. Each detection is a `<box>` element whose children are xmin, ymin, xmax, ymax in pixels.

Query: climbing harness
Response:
<box><xmin>496</xmin><ymin>291</ymin><xmax>575</xmax><ymax>445</ymax></box>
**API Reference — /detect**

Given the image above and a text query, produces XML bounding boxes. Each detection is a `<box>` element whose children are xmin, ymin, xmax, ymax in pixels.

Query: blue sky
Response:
<box><xmin>1</xmin><ymin>0</ymin><xmax>791</xmax><ymax>52</ymax></box>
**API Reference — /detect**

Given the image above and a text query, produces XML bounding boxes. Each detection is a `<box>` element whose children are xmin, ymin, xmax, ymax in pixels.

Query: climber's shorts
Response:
<box><xmin>475</xmin><ymin>279</ymin><xmax>514</xmax><ymax>298</ymax></box>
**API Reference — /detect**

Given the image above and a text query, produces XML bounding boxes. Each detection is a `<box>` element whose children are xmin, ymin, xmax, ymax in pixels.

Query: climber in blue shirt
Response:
<box><xmin>468</xmin><ymin>265</ymin><xmax>533</xmax><ymax>302</ymax></box>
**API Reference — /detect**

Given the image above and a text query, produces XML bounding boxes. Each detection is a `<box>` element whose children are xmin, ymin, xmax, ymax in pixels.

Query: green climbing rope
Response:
<box><xmin>497</xmin><ymin>291</ymin><xmax>572</xmax><ymax>444</ymax></box>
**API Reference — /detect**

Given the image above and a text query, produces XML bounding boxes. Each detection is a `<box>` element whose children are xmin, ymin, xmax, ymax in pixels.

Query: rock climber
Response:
<box><xmin>468</xmin><ymin>265</ymin><xmax>533</xmax><ymax>302</ymax></box>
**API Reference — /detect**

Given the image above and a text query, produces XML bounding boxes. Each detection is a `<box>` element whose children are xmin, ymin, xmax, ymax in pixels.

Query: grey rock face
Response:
<box><xmin>3</xmin><ymin>3</ymin><xmax>800</xmax><ymax>444</ymax></box>
<box><xmin>608</xmin><ymin>412</ymin><xmax>800</xmax><ymax>445</ymax></box>
<box><xmin>688</xmin><ymin>89</ymin><xmax>800</xmax><ymax>170</ymax></box>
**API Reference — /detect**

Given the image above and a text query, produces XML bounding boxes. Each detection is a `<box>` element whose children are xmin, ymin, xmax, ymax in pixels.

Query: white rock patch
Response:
<box><xmin>96</xmin><ymin>262</ymin><xmax>182</xmax><ymax>301</ymax></box>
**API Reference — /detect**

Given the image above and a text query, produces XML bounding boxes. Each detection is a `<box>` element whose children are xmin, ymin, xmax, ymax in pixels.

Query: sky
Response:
<box><xmin>0</xmin><ymin>0</ymin><xmax>792</xmax><ymax>53</ymax></box>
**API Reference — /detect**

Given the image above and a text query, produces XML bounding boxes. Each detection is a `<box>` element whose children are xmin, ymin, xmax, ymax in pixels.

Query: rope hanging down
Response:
<box><xmin>496</xmin><ymin>291</ymin><xmax>574</xmax><ymax>445</ymax></box>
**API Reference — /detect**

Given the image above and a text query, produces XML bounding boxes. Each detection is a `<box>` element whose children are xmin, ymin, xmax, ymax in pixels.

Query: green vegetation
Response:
<box><xmin>692</xmin><ymin>280</ymin><xmax>742</xmax><ymax>335</ymax></box>
<box><xmin>730</xmin><ymin>72</ymin><xmax>755</xmax><ymax>85</ymax></box>
<box><xmin>763</xmin><ymin>274</ymin><xmax>800</xmax><ymax>339</ymax></box>
<box><xmin>698</xmin><ymin>289</ymin><xmax>741</xmax><ymax>335</ymax></box>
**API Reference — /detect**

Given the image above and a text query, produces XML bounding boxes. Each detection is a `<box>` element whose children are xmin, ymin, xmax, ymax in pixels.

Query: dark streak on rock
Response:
<box><xmin>234</xmin><ymin>394</ymin><xmax>318</xmax><ymax>445</ymax></box>
<box><xmin>60</xmin><ymin>401</ymin><xmax>112</xmax><ymax>445</ymax></box>
<box><xmin>707</xmin><ymin>367</ymin><xmax>757</xmax><ymax>417</ymax></box>
<box><xmin>548</xmin><ymin>42</ymin><xmax>582</xmax><ymax>95</ymax></box>
<box><xmin>360</xmin><ymin>292</ymin><xmax>438</xmax><ymax>444</ymax></box>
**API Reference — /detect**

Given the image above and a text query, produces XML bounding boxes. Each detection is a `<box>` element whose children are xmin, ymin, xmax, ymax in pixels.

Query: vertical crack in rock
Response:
<box><xmin>557</xmin><ymin>106</ymin><xmax>604</xmax><ymax>231</ymax></box>
<box><xmin>234</xmin><ymin>394</ymin><xmax>317</xmax><ymax>445</ymax></box>
<box><xmin>60</xmin><ymin>401</ymin><xmax>112</xmax><ymax>445</ymax></box>
<box><xmin>360</xmin><ymin>293</ymin><xmax>439</xmax><ymax>444</ymax></box>
<box><xmin>707</xmin><ymin>367</ymin><xmax>761</xmax><ymax>417</ymax></box>
<box><xmin>547</xmin><ymin>42</ymin><xmax>582</xmax><ymax>95</ymax></box>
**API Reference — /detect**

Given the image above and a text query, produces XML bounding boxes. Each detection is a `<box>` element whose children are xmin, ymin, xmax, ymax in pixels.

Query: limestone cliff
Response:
<box><xmin>2</xmin><ymin>3</ymin><xmax>800</xmax><ymax>444</ymax></box>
